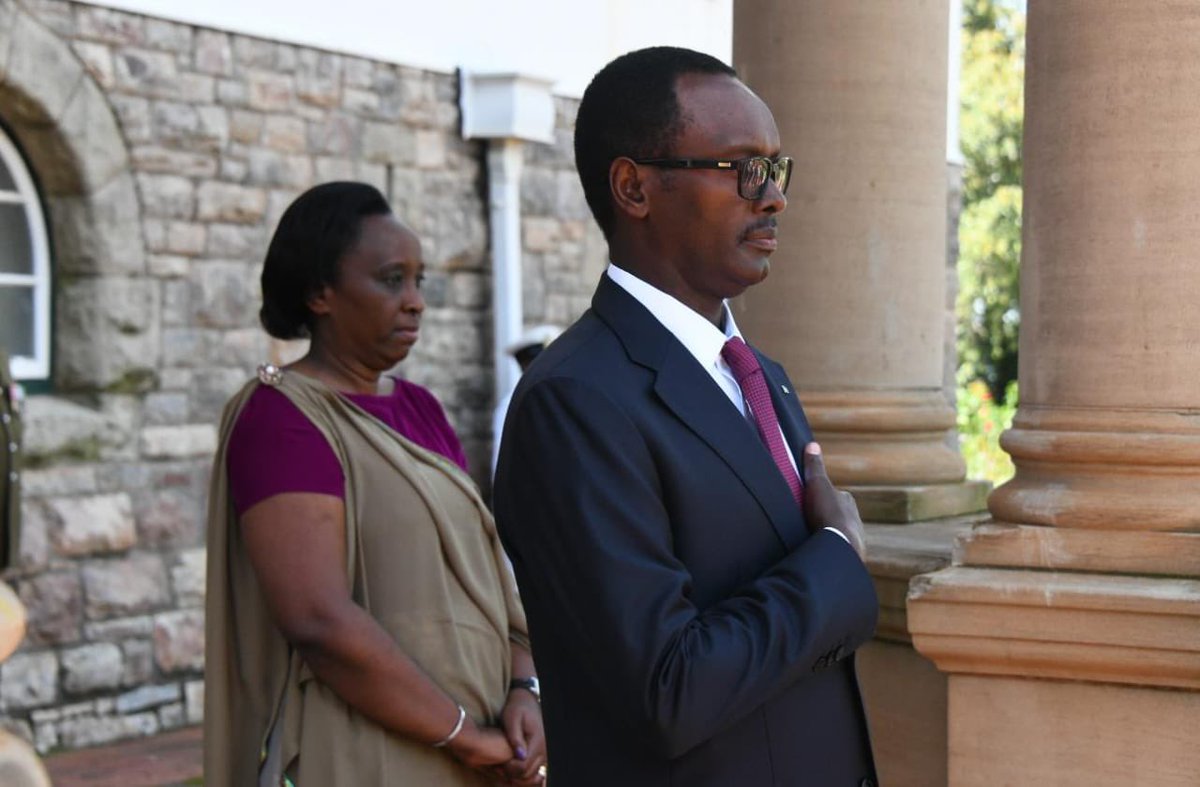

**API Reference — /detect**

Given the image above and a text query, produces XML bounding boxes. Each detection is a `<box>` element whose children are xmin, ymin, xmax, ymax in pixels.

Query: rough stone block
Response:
<box><xmin>55</xmin><ymin>711</ymin><xmax>158</xmax><ymax>749</ymax></box>
<box><xmin>113</xmin><ymin>48</ymin><xmax>178</xmax><ymax>96</ymax></box>
<box><xmin>76</xmin><ymin>6</ymin><xmax>144</xmax><ymax>45</ymax></box>
<box><xmin>0</xmin><ymin>651</ymin><xmax>58</xmax><ymax>711</ymax></box>
<box><xmin>143</xmin><ymin>18</ymin><xmax>192</xmax><ymax>52</ymax></box>
<box><xmin>161</xmin><ymin>328</ymin><xmax>215</xmax><ymax>368</ymax></box>
<box><xmin>134</xmin><ymin>486</ymin><xmax>204</xmax><ymax>548</ymax></box>
<box><xmin>232</xmin><ymin>37</ymin><xmax>278</xmax><ymax>69</ymax></box>
<box><xmin>215</xmin><ymin>77</ymin><xmax>248</xmax><ymax>106</ymax></box>
<box><xmin>206</xmin><ymin>222</ymin><xmax>264</xmax><ymax>259</ymax></box>
<box><xmin>46</xmin><ymin>174</ymin><xmax>145</xmax><ymax>275</ymax></box>
<box><xmin>108</xmin><ymin>94</ymin><xmax>152</xmax><ymax>144</ymax></box>
<box><xmin>149</xmin><ymin>254</ymin><xmax>190</xmax><ymax>279</ymax></box>
<box><xmin>22</xmin><ymin>396</ymin><xmax>110</xmax><ymax>461</ymax></box>
<box><xmin>136</xmin><ymin>173</ymin><xmax>194</xmax><ymax>220</ymax></box>
<box><xmin>139</xmin><ymin>425</ymin><xmax>217</xmax><ymax>460</ymax></box>
<box><xmin>228</xmin><ymin>110</ymin><xmax>264</xmax><ymax>144</ymax></box>
<box><xmin>16</xmin><ymin>571</ymin><xmax>82</xmax><ymax>646</ymax></box>
<box><xmin>343</xmin><ymin>87</ymin><xmax>379</xmax><ymax>114</ymax></box>
<box><xmin>184</xmin><ymin>680</ymin><xmax>204</xmax><ymax>724</ymax></box>
<box><xmin>83</xmin><ymin>615</ymin><xmax>153</xmax><ymax>642</ymax></box>
<box><xmin>257</xmin><ymin>114</ymin><xmax>304</xmax><ymax>153</ymax></box>
<box><xmin>153</xmin><ymin>610</ymin><xmax>204</xmax><ymax>673</ymax></box>
<box><xmin>55</xmin><ymin>278</ymin><xmax>161</xmax><ymax>392</ymax></box>
<box><xmin>115</xmin><ymin>683</ymin><xmax>179</xmax><ymax>713</ymax></box>
<box><xmin>296</xmin><ymin>74</ymin><xmax>339</xmax><ymax>109</ymax></box>
<box><xmin>189</xmin><ymin>367</ymin><xmax>250</xmax><ymax>423</ymax></box>
<box><xmin>16</xmin><ymin>500</ymin><xmax>49</xmax><ymax>571</ymax></box>
<box><xmin>164</xmin><ymin>221</ymin><xmax>208</xmax><ymax>256</ymax></box>
<box><xmin>189</xmin><ymin>260</ymin><xmax>258</xmax><ymax>327</ymax></box>
<box><xmin>158</xmin><ymin>701</ymin><xmax>186</xmax><ymax>730</ymax></box>
<box><xmin>60</xmin><ymin>643</ymin><xmax>124</xmax><ymax>695</ymax></box>
<box><xmin>194</xmin><ymin>29</ymin><xmax>233</xmax><ymax>76</ymax></box>
<box><xmin>450</xmin><ymin>272</ymin><xmax>489</xmax><ymax>309</ymax></box>
<box><xmin>196</xmin><ymin>182</ymin><xmax>267</xmax><ymax>223</ymax></box>
<box><xmin>219</xmin><ymin>155</ymin><xmax>249</xmax><ymax>183</ymax></box>
<box><xmin>219</xmin><ymin>329</ymin><xmax>267</xmax><ymax>368</ymax></box>
<box><xmin>170</xmin><ymin>549</ymin><xmax>206</xmax><ymax>607</ymax></box>
<box><xmin>121</xmin><ymin>639</ymin><xmax>154</xmax><ymax>687</ymax></box>
<box><xmin>19</xmin><ymin>466</ymin><xmax>99</xmax><ymax>498</ymax></box>
<box><xmin>143</xmin><ymin>392</ymin><xmax>189</xmax><ymax>426</ymax></box>
<box><xmin>415</xmin><ymin>130</ymin><xmax>445</xmax><ymax>169</ymax></box>
<box><xmin>44</xmin><ymin>493</ymin><xmax>136</xmax><ymax>557</ymax></box>
<box><xmin>81</xmin><ymin>554</ymin><xmax>170</xmax><ymax>619</ymax></box>
<box><xmin>131</xmin><ymin>146</ymin><xmax>218</xmax><ymax>178</ymax></box>
<box><xmin>246</xmin><ymin>70</ymin><xmax>293</xmax><ymax>111</ymax></box>
<box><xmin>246</xmin><ymin>149</ymin><xmax>313</xmax><ymax>189</ymax></box>
<box><xmin>362</xmin><ymin>122</ymin><xmax>413</xmax><ymax>164</ymax></box>
<box><xmin>522</xmin><ymin>217</ymin><xmax>560</xmax><ymax>253</ymax></box>
<box><xmin>71</xmin><ymin>40</ymin><xmax>115</xmax><ymax>89</ymax></box>
<box><xmin>308</xmin><ymin>114</ymin><xmax>361</xmax><ymax>156</ymax></box>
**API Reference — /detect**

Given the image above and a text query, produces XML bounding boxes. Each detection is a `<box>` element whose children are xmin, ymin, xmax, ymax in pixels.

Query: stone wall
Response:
<box><xmin>0</xmin><ymin>0</ymin><xmax>601</xmax><ymax>752</ymax></box>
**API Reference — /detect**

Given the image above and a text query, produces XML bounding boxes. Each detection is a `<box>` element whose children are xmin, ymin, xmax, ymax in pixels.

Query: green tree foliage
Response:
<box><xmin>958</xmin><ymin>0</ymin><xmax>1024</xmax><ymax>401</ymax></box>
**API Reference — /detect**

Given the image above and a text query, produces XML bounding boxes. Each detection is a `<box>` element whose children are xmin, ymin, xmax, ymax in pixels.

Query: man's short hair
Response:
<box><xmin>574</xmin><ymin>46</ymin><xmax>737</xmax><ymax>238</ymax></box>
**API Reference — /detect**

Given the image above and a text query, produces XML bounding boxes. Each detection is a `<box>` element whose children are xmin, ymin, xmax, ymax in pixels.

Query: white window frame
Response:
<box><xmin>0</xmin><ymin>129</ymin><xmax>51</xmax><ymax>380</ymax></box>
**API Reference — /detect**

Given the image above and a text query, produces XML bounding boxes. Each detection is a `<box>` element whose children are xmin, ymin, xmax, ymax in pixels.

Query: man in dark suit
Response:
<box><xmin>494</xmin><ymin>46</ymin><xmax>879</xmax><ymax>787</ymax></box>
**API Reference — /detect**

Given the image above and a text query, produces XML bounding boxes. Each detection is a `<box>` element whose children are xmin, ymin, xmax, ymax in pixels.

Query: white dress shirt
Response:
<box><xmin>606</xmin><ymin>263</ymin><xmax>850</xmax><ymax>544</ymax></box>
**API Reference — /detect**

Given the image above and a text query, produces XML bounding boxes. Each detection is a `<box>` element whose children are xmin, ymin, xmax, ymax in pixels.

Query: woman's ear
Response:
<box><xmin>610</xmin><ymin>157</ymin><xmax>650</xmax><ymax>222</ymax></box>
<box><xmin>306</xmin><ymin>285</ymin><xmax>333</xmax><ymax>318</ymax></box>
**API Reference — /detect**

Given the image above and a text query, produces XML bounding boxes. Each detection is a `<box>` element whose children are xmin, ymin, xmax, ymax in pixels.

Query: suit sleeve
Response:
<box><xmin>495</xmin><ymin>375</ymin><xmax>878</xmax><ymax>759</ymax></box>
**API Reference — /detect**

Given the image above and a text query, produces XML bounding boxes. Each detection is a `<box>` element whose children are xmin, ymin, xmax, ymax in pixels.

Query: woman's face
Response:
<box><xmin>309</xmin><ymin>214</ymin><xmax>426</xmax><ymax>368</ymax></box>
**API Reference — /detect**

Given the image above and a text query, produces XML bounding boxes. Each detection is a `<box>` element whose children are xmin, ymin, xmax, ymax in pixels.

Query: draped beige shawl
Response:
<box><xmin>203</xmin><ymin>370</ymin><xmax>529</xmax><ymax>786</ymax></box>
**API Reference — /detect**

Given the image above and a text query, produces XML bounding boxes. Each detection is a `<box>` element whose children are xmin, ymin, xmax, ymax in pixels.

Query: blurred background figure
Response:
<box><xmin>0</xmin><ymin>347</ymin><xmax>21</xmax><ymax>570</ymax></box>
<box><xmin>492</xmin><ymin>325</ymin><xmax>561</xmax><ymax>477</ymax></box>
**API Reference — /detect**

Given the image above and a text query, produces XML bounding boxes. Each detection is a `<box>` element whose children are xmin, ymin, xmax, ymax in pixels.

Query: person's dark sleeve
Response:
<box><xmin>496</xmin><ymin>376</ymin><xmax>878</xmax><ymax>758</ymax></box>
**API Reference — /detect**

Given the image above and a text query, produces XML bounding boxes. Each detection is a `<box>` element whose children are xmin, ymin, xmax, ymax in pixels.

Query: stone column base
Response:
<box><xmin>910</xmin><ymin>565</ymin><xmax>1200</xmax><ymax>785</ymax></box>
<box><xmin>857</xmin><ymin>518</ymin><xmax>980</xmax><ymax>786</ymax></box>
<box><xmin>850</xmin><ymin>480</ymin><xmax>990</xmax><ymax>523</ymax></box>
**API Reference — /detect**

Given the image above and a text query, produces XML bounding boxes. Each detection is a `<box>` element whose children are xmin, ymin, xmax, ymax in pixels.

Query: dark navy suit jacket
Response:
<box><xmin>494</xmin><ymin>275</ymin><xmax>879</xmax><ymax>786</ymax></box>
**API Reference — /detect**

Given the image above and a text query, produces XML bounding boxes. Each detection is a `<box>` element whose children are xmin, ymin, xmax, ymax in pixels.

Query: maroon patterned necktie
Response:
<box><xmin>721</xmin><ymin>337</ymin><xmax>804</xmax><ymax>508</ymax></box>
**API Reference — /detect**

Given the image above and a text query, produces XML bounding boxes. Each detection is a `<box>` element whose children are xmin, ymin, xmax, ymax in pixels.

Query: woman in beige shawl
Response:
<box><xmin>204</xmin><ymin>182</ymin><xmax>545</xmax><ymax>786</ymax></box>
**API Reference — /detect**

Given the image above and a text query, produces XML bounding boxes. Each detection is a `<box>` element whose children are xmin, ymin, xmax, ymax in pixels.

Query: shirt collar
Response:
<box><xmin>606</xmin><ymin>262</ymin><xmax>742</xmax><ymax>370</ymax></box>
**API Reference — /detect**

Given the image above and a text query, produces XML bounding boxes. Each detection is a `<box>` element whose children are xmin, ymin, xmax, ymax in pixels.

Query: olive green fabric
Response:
<box><xmin>0</xmin><ymin>349</ymin><xmax>21</xmax><ymax>570</ymax></box>
<box><xmin>203</xmin><ymin>370</ymin><xmax>529</xmax><ymax>786</ymax></box>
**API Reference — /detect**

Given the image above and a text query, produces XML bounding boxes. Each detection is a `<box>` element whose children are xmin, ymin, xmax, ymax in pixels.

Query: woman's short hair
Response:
<box><xmin>260</xmin><ymin>181</ymin><xmax>392</xmax><ymax>339</ymax></box>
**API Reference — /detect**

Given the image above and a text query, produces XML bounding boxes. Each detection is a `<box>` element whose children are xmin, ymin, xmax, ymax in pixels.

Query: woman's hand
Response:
<box><xmin>444</xmin><ymin>717</ymin><xmax>516</xmax><ymax>772</ymax></box>
<box><xmin>496</xmin><ymin>688</ymin><xmax>546</xmax><ymax>784</ymax></box>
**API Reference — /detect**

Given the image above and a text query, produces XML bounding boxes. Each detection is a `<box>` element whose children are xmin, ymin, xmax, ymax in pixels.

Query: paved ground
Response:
<box><xmin>43</xmin><ymin>726</ymin><xmax>202</xmax><ymax>787</ymax></box>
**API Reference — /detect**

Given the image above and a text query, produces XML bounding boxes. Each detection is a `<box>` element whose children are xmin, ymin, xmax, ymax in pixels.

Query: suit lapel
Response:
<box><xmin>591</xmin><ymin>276</ymin><xmax>807</xmax><ymax>551</ymax></box>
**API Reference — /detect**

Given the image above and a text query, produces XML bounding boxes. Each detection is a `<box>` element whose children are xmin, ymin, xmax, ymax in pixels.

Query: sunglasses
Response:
<box><xmin>633</xmin><ymin>155</ymin><xmax>794</xmax><ymax>201</ymax></box>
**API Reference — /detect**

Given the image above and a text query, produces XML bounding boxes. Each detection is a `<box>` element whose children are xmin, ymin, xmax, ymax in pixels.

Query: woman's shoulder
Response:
<box><xmin>228</xmin><ymin>383</ymin><xmax>321</xmax><ymax>449</ymax></box>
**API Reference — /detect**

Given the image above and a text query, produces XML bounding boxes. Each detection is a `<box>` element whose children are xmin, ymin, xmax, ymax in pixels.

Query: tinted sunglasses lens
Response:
<box><xmin>773</xmin><ymin>157</ymin><xmax>793</xmax><ymax>195</ymax></box>
<box><xmin>739</xmin><ymin>157</ymin><xmax>770</xmax><ymax>198</ymax></box>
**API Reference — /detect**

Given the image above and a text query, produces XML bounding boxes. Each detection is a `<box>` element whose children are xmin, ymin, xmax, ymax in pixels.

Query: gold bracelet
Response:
<box><xmin>432</xmin><ymin>703</ymin><xmax>467</xmax><ymax>748</ymax></box>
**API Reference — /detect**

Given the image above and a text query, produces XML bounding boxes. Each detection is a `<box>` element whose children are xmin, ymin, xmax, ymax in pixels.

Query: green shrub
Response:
<box><xmin>958</xmin><ymin>379</ymin><xmax>1017</xmax><ymax>484</ymax></box>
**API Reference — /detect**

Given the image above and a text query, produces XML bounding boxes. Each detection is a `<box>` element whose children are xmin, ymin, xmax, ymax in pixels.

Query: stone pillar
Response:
<box><xmin>911</xmin><ymin>2</ymin><xmax>1200</xmax><ymax>783</ymax></box>
<box><xmin>732</xmin><ymin>1</ymin><xmax>979</xmax><ymax>517</ymax></box>
<box><xmin>734</xmin><ymin>3</ymin><xmax>982</xmax><ymax>784</ymax></box>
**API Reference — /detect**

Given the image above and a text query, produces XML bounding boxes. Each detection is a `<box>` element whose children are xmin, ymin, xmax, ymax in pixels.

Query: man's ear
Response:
<box><xmin>610</xmin><ymin>157</ymin><xmax>650</xmax><ymax>221</ymax></box>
